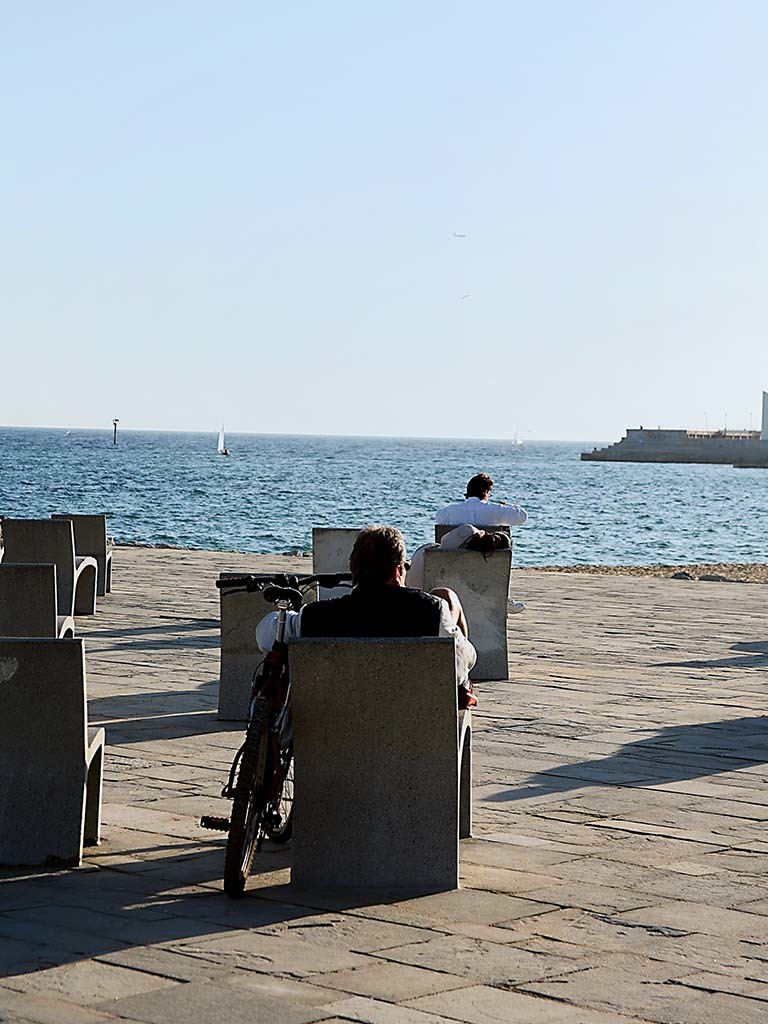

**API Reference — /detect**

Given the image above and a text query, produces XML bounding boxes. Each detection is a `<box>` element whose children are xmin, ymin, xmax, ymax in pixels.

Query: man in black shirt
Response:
<box><xmin>256</xmin><ymin>525</ymin><xmax>477</xmax><ymax>705</ymax></box>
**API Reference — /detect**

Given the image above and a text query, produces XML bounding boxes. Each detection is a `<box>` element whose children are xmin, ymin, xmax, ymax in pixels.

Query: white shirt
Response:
<box><xmin>435</xmin><ymin>495</ymin><xmax>528</xmax><ymax>527</ymax></box>
<box><xmin>255</xmin><ymin>599</ymin><xmax>477</xmax><ymax>686</ymax></box>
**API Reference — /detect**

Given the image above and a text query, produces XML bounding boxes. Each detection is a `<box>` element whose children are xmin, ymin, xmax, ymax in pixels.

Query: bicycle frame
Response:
<box><xmin>204</xmin><ymin>571</ymin><xmax>351</xmax><ymax>856</ymax></box>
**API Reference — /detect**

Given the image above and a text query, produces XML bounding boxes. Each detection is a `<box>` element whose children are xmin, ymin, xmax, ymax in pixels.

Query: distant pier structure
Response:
<box><xmin>582</xmin><ymin>392</ymin><xmax>768</xmax><ymax>467</ymax></box>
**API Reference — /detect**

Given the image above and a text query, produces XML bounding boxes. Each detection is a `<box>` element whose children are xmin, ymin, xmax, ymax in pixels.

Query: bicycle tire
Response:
<box><xmin>223</xmin><ymin>700</ymin><xmax>270</xmax><ymax>897</ymax></box>
<box><xmin>266</xmin><ymin>745</ymin><xmax>294</xmax><ymax>844</ymax></box>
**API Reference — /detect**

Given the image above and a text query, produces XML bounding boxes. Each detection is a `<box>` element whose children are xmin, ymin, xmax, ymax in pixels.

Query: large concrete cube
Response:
<box><xmin>0</xmin><ymin>563</ymin><xmax>74</xmax><ymax>638</ymax></box>
<box><xmin>289</xmin><ymin>637</ymin><xmax>471</xmax><ymax>894</ymax></box>
<box><xmin>217</xmin><ymin>574</ymin><xmax>272</xmax><ymax>721</ymax></box>
<box><xmin>0</xmin><ymin>638</ymin><xmax>104</xmax><ymax>867</ymax></box>
<box><xmin>311</xmin><ymin>527</ymin><xmax>360</xmax><ymax>599</ymax></box>
<box><xmin>422</xmin><ymin>548</ymin><xmax>512</xmax><ymax>681</ymax></box>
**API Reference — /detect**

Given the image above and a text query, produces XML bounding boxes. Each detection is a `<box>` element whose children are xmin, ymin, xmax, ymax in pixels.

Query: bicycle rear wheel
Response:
<box><xmin>224</xmin><ymin>700</ymin><xmax>269</xmax><ymax>897</ymax></box>
<box><xmin>266</xmin><ymin>744</ymin><xmax>294</xmax><ymax>843</ymax></box>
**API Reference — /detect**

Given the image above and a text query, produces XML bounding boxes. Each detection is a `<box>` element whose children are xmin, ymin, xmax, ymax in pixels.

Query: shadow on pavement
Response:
<box><xmin>87</xmin><ymin>684</ymin><xmax>234</xmax><ymax>745</ymax></box>
<box><xmin>0</xmin><ymin>843</ymin><xmax>420</xmax><ymax>979</ymax></box>
<box><xmin>656</xmin><ymin>639</ymin><xmax>768</xmax><ymax>670</ymax></box>
<box><xmin>81</xmin><ymin>618</ymin><xmax>220</xmax><ymax>652</ymax></box>
<box><xmin>488</xmin><ymin>714</ymin><xmax>768</xmax><ymax>802</ymax></box>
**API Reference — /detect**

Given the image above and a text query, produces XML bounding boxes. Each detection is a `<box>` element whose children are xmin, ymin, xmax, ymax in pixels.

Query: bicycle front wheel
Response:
<box><xmin>224</xmin><ymin>700</ymin><xmax>269</xmax><ymax>897</ymax></box>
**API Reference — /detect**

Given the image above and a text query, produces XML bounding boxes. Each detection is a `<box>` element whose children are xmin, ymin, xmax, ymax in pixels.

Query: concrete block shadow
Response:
<box><xmin>487</xmin><ymin>714</ymin><xmax>768</xmax><ymax>803</ymax></box>
<box><xmin>656</xmin><ymin>639</ymin><xmax>768</xmax><ymax>670</ymax></box>
<box><xmin>88</xmin><ymin>685</ymin><xmax>234</xmax><ymax>745</ymax></box>
<box><xmin>0</xmin><ymin>843</ymin><xmax>420</xmax><ymax>980</ymax></box>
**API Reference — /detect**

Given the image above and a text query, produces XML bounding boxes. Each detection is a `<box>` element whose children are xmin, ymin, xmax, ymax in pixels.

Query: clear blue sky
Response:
<box><xmin>3</xmin><ymin>2</ymin><xmax>767</xmax><ymax>440</ymax></box>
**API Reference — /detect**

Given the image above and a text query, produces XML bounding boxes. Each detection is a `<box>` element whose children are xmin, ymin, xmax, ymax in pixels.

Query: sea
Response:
<box><xmin>1</xmin><ymin>427</ymin><xmax>766</xmax><ymax>566</ymax></box>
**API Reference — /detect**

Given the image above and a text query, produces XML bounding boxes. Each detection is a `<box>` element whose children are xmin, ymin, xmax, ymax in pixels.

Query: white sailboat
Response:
<box><xmin>512</xmin><ymin>430</ymin><xmax>523</xmax><ymax>447</ymax></box>
<box><xmin>217</xmin><ymin>426</ymin><xmax>230</xmax><ymax>456</ymax></box>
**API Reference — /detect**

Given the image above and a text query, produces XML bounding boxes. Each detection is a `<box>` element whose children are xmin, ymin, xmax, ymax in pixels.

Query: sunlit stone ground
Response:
<box><xmin>1</xmin><ymin>547</ymin><xmax>766</xmax><ymax>1024</ymax></box>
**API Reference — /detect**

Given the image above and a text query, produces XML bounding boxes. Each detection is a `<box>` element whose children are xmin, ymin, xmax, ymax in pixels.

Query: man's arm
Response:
<box><xmin>437</xmin><ymin>601</ymin><xmax>477</xmax><ymax>685</ymax></box>
<box><xmin>484</xmin><ymin>501</ymin><xmax>527</xmax><ymax>527</ymax></box>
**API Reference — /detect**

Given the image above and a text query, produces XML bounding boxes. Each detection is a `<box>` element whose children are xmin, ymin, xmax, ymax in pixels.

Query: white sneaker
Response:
<box><xmin>508</xmin><ymin>600</ymin><xmax>526</xmax><ymax>614</ymax></box>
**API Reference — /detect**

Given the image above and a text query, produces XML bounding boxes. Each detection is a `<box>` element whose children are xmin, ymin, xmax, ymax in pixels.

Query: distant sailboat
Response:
<box><xmin>217</xmin><ymin>426</ymin><xmax>230</xmax><ymax>456</ymax></box>
<box><xmin>512</xmin><ymin>431</ymin><xmax>524</xmax><ymax>448</ymax></box>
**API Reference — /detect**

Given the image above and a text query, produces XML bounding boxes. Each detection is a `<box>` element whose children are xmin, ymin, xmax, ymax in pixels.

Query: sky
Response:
<box><xmin>3</xmin><ymin>2</ymin><xmax>768</xmax><ymax>441</ymax></box>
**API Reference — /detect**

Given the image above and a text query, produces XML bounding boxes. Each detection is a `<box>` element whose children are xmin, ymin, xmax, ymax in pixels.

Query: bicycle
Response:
<box><xmin>201</xmin><ymin>571</ymin><xmax>352</xmax><ymax>897</ymax></box>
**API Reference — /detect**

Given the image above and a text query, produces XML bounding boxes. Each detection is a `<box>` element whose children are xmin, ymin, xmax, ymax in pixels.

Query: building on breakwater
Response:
<box><xmin>582</xmin><ymin>392</ymin><xmax>768</xmax><ymax>467</ymax></box>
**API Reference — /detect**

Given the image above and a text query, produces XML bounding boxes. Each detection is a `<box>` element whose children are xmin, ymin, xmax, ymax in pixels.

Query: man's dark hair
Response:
<box><xmin>350</xmin><ymin>525</ymin><xmax>407</xmax><ymax>585</ymax></box>
<box><xmin>466</xmin><ymin>473</ymin><xmax>494</xmax><ymax>498</ymax></box>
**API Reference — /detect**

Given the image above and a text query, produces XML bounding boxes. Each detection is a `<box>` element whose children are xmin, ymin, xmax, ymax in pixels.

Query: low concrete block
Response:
<box><xmin>312</xmin><ymin>528</ymin><xmax>360</xmax><ymax>599</ymax></box>
<box><xmin>422</xmin><ymin>548</ymin><xmax>512</xmax><ymax>681</ymax></box>
<box><xmin>0</xmin><ymin>563</ymin><xmax>74</xmax><ymax>638</ymax></box>
<box><xmin>217</xmin><ymin>573</ymin><xmax>319</xmax><ymax>721</ymax></box>
<box><xmin>2</xmin><ymin>519</ymin><xmax>98</xmax><ymax>618</ymax></box>
<box><xmin>290</xmin><ymin>637</ymin><xmax>471</xmax><ymax>894</ymax></box>
<box><xmin>0</xmin><ymin>637</ymin><xmax>105</xmax><ymax>866</ymax></box>
<box><xmin>217</xmin><ymin>574</ymin><xmax>272</xmax><ymax>721</ymax></box>
<box><xmin>74</xmin><ymin>557</ymin><xmax>98</xmax><ymax>614</ymax></box>
<box><xmin>458</xmin><ymin>708</ymin><xmax>472</xmax><ymax>840</ymax></box>
<box><xmin>52</xmin><ymin>513</ymin><xmax>113</xmax><ymax>596</ymax></box>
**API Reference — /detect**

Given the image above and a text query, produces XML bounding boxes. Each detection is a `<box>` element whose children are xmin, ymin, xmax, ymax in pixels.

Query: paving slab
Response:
<box><xmin>0</xmin><ymin>959</ymin><xmax>178</xmax><ymax>1005</ymax></box>
<box><xmin>521</xmin><ymin>963</ymin><xmax>768</xmax><ymax>1024</ymax></box>
<box><xmin>99</xmin><ymin>979</ymin><xmax>324</xmax><ymax>1024</ymax></box>
<box><xmin>314</xmin><ymin>995</ymin><xmax>460</xmax><ymax>1023</ymax></box>
<box><xmin>371</xmin><ymin>933</ymin><xmax>590</xmax><ymax>985</ymax></box>
<box><xmin>165</xmin><ymin>928</ymin><xmax>373</xmax><ymax>977</ymax></box>
<box><xmin>255</xmin><ymin>911</ymin><xmax>437</xmax><ymax>952</ymax></box>
<box><xmin>347</xmin><ymin>888</ymin><xmax>561</xmax><ymax>928</ymax></box>
<box><xmin>308</xmin><ymin>961</ymin><xmax>473</xmax><ymax>1000</ymax></box>
<box><xmin>0</xmin><ymin>987</ymin><xmax>119</xmax><ymax>1024</ymax></box>
<box><xmin>407</xmin><ymin>984</ymin><xmax>647</xmax><ymax>1023</ymax></box>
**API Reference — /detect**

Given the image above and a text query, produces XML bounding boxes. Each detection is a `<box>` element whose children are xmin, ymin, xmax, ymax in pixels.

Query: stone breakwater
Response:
<box><xmin>531</xmin><ymin>562</ymin><xmax>768</xmax><ymax>584</ymax></box>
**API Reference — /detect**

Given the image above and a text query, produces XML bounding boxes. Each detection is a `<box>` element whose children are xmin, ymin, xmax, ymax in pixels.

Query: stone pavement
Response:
<box><xmin>1</xmin><ymin>547</ymin><xmax>766</xmax><ymax>1023</ymax></box>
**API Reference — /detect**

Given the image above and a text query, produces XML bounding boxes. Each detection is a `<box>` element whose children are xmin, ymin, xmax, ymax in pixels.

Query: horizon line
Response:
<box><xmin>0</xmin><ymin>423</ymin><xmax>603</xmax><ymax>446</ymax></box>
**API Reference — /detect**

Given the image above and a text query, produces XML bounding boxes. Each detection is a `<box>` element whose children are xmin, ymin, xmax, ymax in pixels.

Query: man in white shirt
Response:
<box><xmin>435</xmin><ymin>473</ymin><xmax>528</xmax><ymax>528</ymax></box>
<box><xmin>435</xmin><ymin>474</ymin><xmax>528</xmax><ymax>613</ymax></box>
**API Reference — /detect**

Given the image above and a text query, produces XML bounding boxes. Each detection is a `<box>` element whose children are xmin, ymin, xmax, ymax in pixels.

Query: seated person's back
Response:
<box><xmin>256</xmin><ymin>525</ymin><xmax>477</xmax><ymax>697</ymax></box>
<box><xmin>435</xmin><ymin>472</ymin><xmax>527</xmax><ymax>527</ymax></box>
<box><xmin>302</xmin><ymin>580</ymin><xmax>443</xmax><ymax>638</ymax></box>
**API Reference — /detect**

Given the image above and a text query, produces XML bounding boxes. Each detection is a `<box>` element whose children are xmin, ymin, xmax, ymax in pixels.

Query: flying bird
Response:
<box><xmin>461</xmin><ymin>294</ymin><xmax>470</xmax><ymax>300</ymax></box>
<box><xmin>453</xmin><ymin>232</ymin><xmax>467</xmax><ymax>238</ymax></box>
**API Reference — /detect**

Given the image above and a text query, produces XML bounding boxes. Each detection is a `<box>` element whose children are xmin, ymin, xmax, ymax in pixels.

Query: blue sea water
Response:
<box><xmin>1</xmin><ymin>427</ymin><xmax>765</xmax><ymax>565</ymax></box>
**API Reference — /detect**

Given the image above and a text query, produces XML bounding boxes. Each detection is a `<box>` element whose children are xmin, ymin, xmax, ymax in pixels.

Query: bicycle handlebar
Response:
<box><xmin>216</xmin><ymin>572</ymin><xmax>353</xmax><ymax>592</ymax></box>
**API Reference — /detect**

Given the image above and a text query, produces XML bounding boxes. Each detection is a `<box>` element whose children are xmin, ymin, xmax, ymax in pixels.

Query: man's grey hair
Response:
<box><xmin>349</xmin><ymin>525</ymin><xmax>407</xmax><ymax>585</ymax></box>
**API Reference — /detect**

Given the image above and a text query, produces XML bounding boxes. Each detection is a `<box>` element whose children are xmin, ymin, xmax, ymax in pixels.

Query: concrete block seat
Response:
<box><xmin>422</xmin><ymin>547</ymin><xmax>513</xmax><ymax>681</ymax></box>
<box><xmin>217</xmin><ymin>573</ymin><xmax>275</xmax><ymax>722</ymax></box>
<box><xmin>312</xmin><ymin>527</ymin><xmax>361</xmax><ymax>599</ymax></box>
<box><xmin>217</xmin><ymin>572</ymin><xmax>318</xmax><ymax>721</ymax></box>
<box><xmin>289</xmin><ymin>637</ymin><xmax>472</xmax><ymax>894</ymax></box>
<box><xmin>0</xmin><ymin>638</ymin><xmax>104</xmax><ymax>867</ymax></box>
<box><xmin>1</xmin><ymin>519</ymin><xmax>98</xmax><ymax>616</ymax></box>
<box><xmin>0</xmin><ymin>564</ymin><xmax>75</xmax><ymax>638</ymax></box>
<box><xmin>52</xmin><ymin>513</ymin><xmax>113</xmax><ymax>597</ymax></box>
